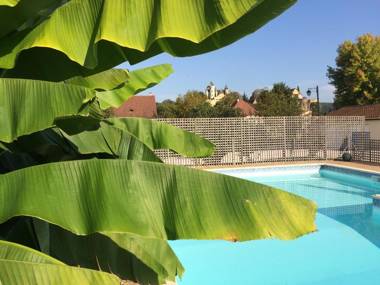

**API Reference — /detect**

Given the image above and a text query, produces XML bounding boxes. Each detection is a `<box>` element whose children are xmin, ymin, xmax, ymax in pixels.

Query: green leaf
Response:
<box><xmin>56</xmin><ymin>116</ymin><xmax>213</xmax><ymax>159</ymax></box>
<box><xmin>65</xmin><ymin>64</ymin><xmax>173</xmax><ymax>109</ymax></box>
<box><xmin>2</xmin><ymin>217</ymin><xmax>181</xmax><ymax>283</ymax></box>
<box><xmin>0</xmin><ymin>240</ymin><xmax>121</xmax><ymax>285</ymax></box>
<box><xmin>0</xmin><ymin>0</ymin><xmax>19</xmax><ymax>7</ymax></box>
<box><xmin>0</xmin><ymin>0</ymin><xmax>62</xmax><ymax>38</ymax></box>
<box><xmin>0</xmin><ymin>159</ymin><xmax>316</xmax><ymax>242</ymax></box>
<box><xmin>2</xmin><ymin>128</ymin><xmax>78</xmax><ymax>160</ymax></box>
<box><xmin>0</xmin><ymin>240</ymin><xmax>63</xmax><ymax>264</ymax></box>
<box><xmin>45</xmin><ymin>225</ymin><xmax>183</xmax><ymax>284</ymax></box>
<box><xmin>54</xmin><ymin>116</ymin><xmax>101</xmax><ymax>135</ymax></box>
<box><xmin>108</xmin><ymin>118</ymin><xmax>215</xmax><ymax>158</ymax></box>
<box><xmin>97</xmin><ymin>64</ymin><xmax>173</xmax><ymax>109</ymax></box>
<box><xmin>0</xmin><ymin>0</ymin><xmax>102</xmax><ymax>71</ymax></box>
<box><xmin>66</xmin><ymin>68</ymin><xmax>129</xmax><ymax>91</ymax></box>
<box><xmin>1</xmin><ymin>0</ymin><xmax>297</xmax><ymax>81</ymax></box>
<box><xmin>0</xmin><ymin>79</ymin><xmax>93</xmax><ymax>143</ymax></box>
<box><xmin>0</xmin><ymin>151</ymin><xmax>36</xmax><ymax>173</ymax></box>
<box><xmin>58</xmin><ymin>120</ymin><xmax>162</xmax><ymax>162</ymax></box>
<box><xmin>0</xmin><ymin>217</ymin><xmax>40</xmax><ymax>249</ymax></box>
<box><xmin>104</xmin><ymin>232</ymin><xmax>184</xmax><ymax>283</ymax></box>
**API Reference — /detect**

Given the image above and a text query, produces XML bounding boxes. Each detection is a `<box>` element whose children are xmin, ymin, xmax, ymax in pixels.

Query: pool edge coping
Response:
<box><xmin>202</xmin><ymin>162</ymin><xmax>380</xmax><ymax>175</ymax></box>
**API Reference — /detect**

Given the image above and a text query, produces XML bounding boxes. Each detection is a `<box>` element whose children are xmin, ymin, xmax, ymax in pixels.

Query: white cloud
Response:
<box><xmin>319</xmin><ymin>84</ymin><xmax>335</xmax><ymax>93</ymax></box>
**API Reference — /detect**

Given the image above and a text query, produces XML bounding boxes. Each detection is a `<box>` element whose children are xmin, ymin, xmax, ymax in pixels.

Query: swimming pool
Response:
<box><xmin>170</xmin><ymin>164</ymin><xmax>380</xmax><ymax>285</ymax></box>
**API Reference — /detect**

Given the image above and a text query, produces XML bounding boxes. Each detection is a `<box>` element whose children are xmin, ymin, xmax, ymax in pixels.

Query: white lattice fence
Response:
<box><xmin>353</xmin><ymin>135</ymin><xmax>380</xmax><ymax>164</ymax></box>
<box><xmin>155</xmin><ymin>116</ymin><xmax>365</xmax><ymax>166</ymax></box>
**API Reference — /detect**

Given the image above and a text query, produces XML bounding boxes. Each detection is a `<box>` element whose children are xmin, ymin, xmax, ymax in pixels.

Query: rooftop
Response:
<box><xmin>233</xmin><ymin>99</ymin><xmax>256</xmax><ymax>117</ymax></box>
<box><xmin>112</xmin><ymin>95</ymin><xmax>157</xmax><ymax>118</ymax></box>
<box><xmin>327</xmin><ymin>103</ymin><xmax>380</xmax><ymax>120</ymax></box>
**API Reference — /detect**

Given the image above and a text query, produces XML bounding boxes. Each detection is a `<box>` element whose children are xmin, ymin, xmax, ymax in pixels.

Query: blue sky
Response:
<box><xmin>121</xmin><ymin>0</ymin><xmax>380</xmax><ymax>103</ymax></box>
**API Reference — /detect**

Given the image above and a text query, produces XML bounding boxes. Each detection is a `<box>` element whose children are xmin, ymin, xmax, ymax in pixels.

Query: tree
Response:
<box><xmin>249</xmin><ymin>88</ymin><xmax>268</xmax><ymax>103</ymax></box>
<box><xmin>157</xmin><ymin>91</ymin><xmax>212</xmax><ymax>118</ymax></box>
<box><xmin>311</xmin><ymin>102</ymin><xmax>334</xmax><ymax>116</ymax></box>
<box><xmin>186</xmin><ymin>101</ymin><xmax>217</xmax><ymax>117</ymax></box>
<box><xmin>328</xmin><ymin>34</ymin><xmax>380</xmax><ymax>108</ymax></box>
<box><xmin>157</xmin><ymin>99</ymin><xmax>180</xmax><ymax>118</ymax></box>
<box><xmin>175</xmin><ymin>90</ymin><xmax>208</xmax><ymax>116</ymax></box>
<box><xmin>242</xmin><ymin>92</ymin><xmax>250</xmax><ymax>102</ymax></box>
<box><xmin>255</xmin><ymin>82</ymin><xmax>303</xmax><ymax>116</ymax></box>
<box><xmin>213</xmin><ymin>93</ymin><xmax>243</xmax><ymax>117</ymax></box>
<box><xmin>0</xmin><ymin>1</ymin><xmax>316</xmax><ymax>284</ymax></box>
<box><xmin>157</xmin><ymin>91</ymin><xmax>242</xmax><ymax>118</ymax></box>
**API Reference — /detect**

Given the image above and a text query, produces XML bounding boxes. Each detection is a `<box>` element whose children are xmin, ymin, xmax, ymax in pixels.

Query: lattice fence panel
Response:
<box><xmin>156</xmin><ymin>116</ymin><xmax>365</xmax><ymax>167</ymax></box>
<box><xmin>353</xmin><ymin>136</ymin><xmax>380</xmax><ymax>164</ymax></box>
<box><xmin>371</xmin><ymin>139</ymin><xmax>380</xmax><ymax>163</ymax></box>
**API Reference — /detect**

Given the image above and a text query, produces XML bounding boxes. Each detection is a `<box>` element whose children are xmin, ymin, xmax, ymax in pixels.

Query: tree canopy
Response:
<box><xmin>328</xmin><ymin>34</ymin><xmax>380</xmax><ymax>108</ymax></box>
<box><xmin>157</xmin><ymin>90</ymin><xmax>242</xmax><ymax>118</ymax></box>
<box><xmin>254</xmin><ymin>83</ymin><xmax>302</xmax><ymax>116</ymax></box>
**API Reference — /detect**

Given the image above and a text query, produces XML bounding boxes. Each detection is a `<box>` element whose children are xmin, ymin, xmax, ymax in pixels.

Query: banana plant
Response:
<box><xmin>0</xmin><ymin>1</ymin><xmax>316</xmax><ymax>285</ymax></box>
<box><xmin>0</xmin><ymin>0</ymin><xmax>297</xmax><ymax>81</ymax></box>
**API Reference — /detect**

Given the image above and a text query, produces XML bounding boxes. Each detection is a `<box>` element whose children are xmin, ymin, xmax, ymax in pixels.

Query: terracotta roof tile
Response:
<box><xmin>327</xmin><ymin>103</ymin><xmax>380</xmax><ymax>120</ymax></box>
<box><xmin>233</xmin><ymin>99</ymin><xmax>256</xmax><ymax>117</ymax></box>
<box><xmin>112</xmin><ymin>95</ymin><xmax>157</xmax><ymax>118</ymax></box>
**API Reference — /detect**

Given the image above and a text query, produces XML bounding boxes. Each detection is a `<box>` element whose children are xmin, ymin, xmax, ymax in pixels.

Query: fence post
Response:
<box><xmin>324</xmin><ymin>118</ymin><xmax>328</xmax><ymax>160</ymax></box>
<box><xmin>283</xmin><ymin>117</ymin><xmax>287</xmax><ymax>161</ymax></box>
<box><xmin>232</xmin><ymin>138</ymin><xmax>236</xmax><ymax>166</ymax></box>
<box><xmin>239</xmin><ymin>118</ymin><xmax>243</xmax><ymax>165</ymax></box>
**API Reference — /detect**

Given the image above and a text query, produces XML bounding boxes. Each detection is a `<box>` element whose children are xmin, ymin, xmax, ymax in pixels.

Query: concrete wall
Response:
<box><xmin>366</xmin><ymin>119</ymin><xmax>380</xmax><ymax>139</ymax></box>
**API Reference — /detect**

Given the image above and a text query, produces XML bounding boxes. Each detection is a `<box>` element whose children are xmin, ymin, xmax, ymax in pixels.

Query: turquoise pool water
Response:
<box><xmin>170</xmin><ymin>165</ymin><xmax>380</xmax><ymax>285</ymax></box>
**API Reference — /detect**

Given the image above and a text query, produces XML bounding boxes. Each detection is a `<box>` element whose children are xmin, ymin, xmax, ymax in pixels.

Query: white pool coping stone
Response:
<box><xmin>205</xmin><ymin>162</ymin><xmax>380</xmax><ymax>175</ymax></box>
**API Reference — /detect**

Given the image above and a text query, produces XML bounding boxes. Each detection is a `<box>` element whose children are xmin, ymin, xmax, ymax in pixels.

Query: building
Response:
<box><xmin>292</xmin><ymin>89</ymin><xmax>317</xmax><ymax>116</ymax></box>
<box><xmin>327</xmin><ymin>104</ymin><xmax>380</xmax><ymax>138</ymax></box>
<box><xmin>205</xmin><ymin>82</ymin><xmax>217</xmax><ymax>100</ymax></box>
<box><xmin>232</xmin><ymin>99</ymin><xmax>256</xmax><ymax>117</ymax></box>
<box><xmin>112</xmin><ymin>95</ymin><xmax>157</xmax><ymax>118</ymax></box>
<box><xmin>205</xmin><ymin>82</ymin><xmax>230</xmax><ymax>106</ymax></box>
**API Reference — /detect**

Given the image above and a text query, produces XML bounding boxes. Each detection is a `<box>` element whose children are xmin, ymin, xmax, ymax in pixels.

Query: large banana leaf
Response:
<box><xmin>58</xmin><ymin>122</ymin><xmax>162</xmax><ymax>162</ymax></box>
<box><xmin>2</xmin><ymin>128</ymin><xmax>78</xmax><ymax>160</ymax></box>
<box><xmin>0</xmin><ymin>240</ymin><xmax>122</xmax><ymax>285</ymax></box>
<box><xmin>0</xmin><ymin>240</ymin><xmax>63</xmax><ymax>265</ymax></box>
<box><xmin>0</xmin><ymin>126</ymin><xmax>105</xmax><ymax>173</ymax></box>
<box><xmin>0</xmin><ymin>151</ymin><xmax>36</xmax><ymax>173</ymax></box>
<box><xmin>66</xmin><ymin>64</ymin><xmax>173</xmax><ymax>109</ymax></box>
<box><xmin>0</xmin><ymin>0</ymin><xmax>19</xmax><ymax>7</ymax></box>
<box><xmin>97</xmin><ymin>64</ymin><xmax>173</xmax><ymax>109</ymax></box>
<box><xmin>0</xmin><ymin>122</ymin><xmax>163</xmax><ymax>169</ymax></box>
<box><xmin>66</xmin><ymin>68</ymin><xmax>130</xmax><ymax>91</ymax></box>
<box><xmin>0</xmin><ymin>79</ymin><xmax>92</xmax><ymax>143</ymax></box>
<box><xmin>0</xmin><ymin>159</ymin><xmax>316</xmax><ymax>282</ymax></box>
<box><xmin>108</xmin><ymin>118</ymin><xmax>215</xmax><ymax>158</ymax></box>
<box><xmin>0</xmin><ymin>159</ymin><xmax>316</xmax><ymax>241</ymax></box>
<box><xmin>0</xmin><ymin>64</ymin><xmax>173</xmax><ymax>143</ymax></box>
<box><xmin>56</xmin><ymin>117</ymin><xmax>214</xmax><ymax>158</ymax></box>
<box><xmin>46</xmin><ymin>225</ymin><xmax>183</xmax><ymax>284</ymax></box>
<box><xmin>0</xmin><ymin>217</ymin><xmax>41</xmax><ymax>249</ymax></box>
<box><xmin>0</xmin><ymin>216</ymin><xmax>179</xmax><ymax>284</ymax></box>
<box><xmin>0</xmin><ymin>0</ymin><xmax>62</xmax><ymax>38</ymax></box>
<box><xmin>0</xmin><ymin>0</ymin><xmax>297</xmax><ymax>81</ymax></box>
